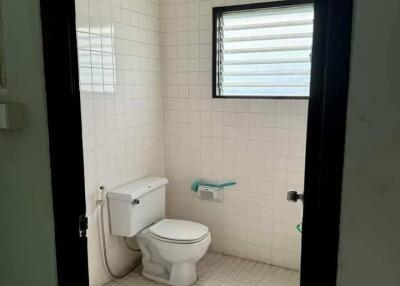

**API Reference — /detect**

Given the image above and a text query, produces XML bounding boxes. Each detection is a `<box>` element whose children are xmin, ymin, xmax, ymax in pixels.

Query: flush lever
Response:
<box><xmin>287</xmin><ymin>191</ymin><xmax>304</xmax><ymax>203</ymax></box>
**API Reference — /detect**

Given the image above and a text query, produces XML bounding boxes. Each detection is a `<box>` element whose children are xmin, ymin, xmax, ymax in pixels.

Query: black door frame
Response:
<box><xmin>39</xmin><ymin>0</ymin><xmax>353</xmax><ymax>285</ymax></box>
<box><xmin>301</xmin><ymin>1</ymin><xmax>353</xmax><ymax>284</ymax></box>
<box><xmin>40</xmin><ymin>1</ymin><xmax>89</xmax><ymax>286</ymax></box>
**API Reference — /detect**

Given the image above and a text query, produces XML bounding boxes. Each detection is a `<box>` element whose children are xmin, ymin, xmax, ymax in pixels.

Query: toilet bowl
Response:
<box><xmin>107</xmin><ymin>177</ymin><xmax>211</xmax><ymax>286</ymax></box>
<box><xmin>137</xmin><ymin>219</ymin><xmax>211</xmax><ymax>286</ymax></box>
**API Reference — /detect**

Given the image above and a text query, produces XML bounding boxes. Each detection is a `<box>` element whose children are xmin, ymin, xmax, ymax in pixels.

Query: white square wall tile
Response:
<box><xmin>76</xmin><ymin>0</ymin><xmax>165</xmax><ymax>285</ymax></box>
<box><xmin>79</xmin><ymin>1</ymin><xmax>308</xmax><ymax>285</ymax></box>
<box><xmin>161</xmin><ymin>0</ymin><xmax>307</xmax><ymax>273</ymax></box>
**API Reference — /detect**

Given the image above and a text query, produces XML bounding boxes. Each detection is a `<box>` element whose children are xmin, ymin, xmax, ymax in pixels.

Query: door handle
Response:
<box><xmin>287</xmin><ymin>191</ymin><xmax>304</xmax><ymax>203</ymax></box>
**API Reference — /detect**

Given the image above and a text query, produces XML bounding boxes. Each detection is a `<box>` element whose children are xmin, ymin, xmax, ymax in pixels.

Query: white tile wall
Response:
<box><xmin>160</xmin><ymin>0</ymin><xmax>308</xmax><ymax>270</ymax></box>
<box><xmin>76</xmin><ymin>0</ymin><xmax>308</xmax><ymax>284</ymax></box>
<box><xmin>75</xmin><ymin>0</ymin><xmax>164</xmax><ymax>285</ymax></box>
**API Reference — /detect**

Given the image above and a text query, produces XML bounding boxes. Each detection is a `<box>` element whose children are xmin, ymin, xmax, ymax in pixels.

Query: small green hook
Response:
<box><xmin>296</xmin><ymin>223</ymin><xmax>302</xmax><ymax>233</ymax></box>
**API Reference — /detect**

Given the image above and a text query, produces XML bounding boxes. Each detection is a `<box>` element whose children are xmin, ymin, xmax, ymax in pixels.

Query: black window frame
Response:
<box><xmin>212</xmin><ymin>0</ymin><xmax>315</xmax><ymax>100</ymax></box>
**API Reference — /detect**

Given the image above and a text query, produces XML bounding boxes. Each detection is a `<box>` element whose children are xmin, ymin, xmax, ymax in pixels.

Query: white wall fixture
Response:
<box><xmin>0</xmin><ymin>103</ymin><xmax>24</xmax><ymax>130</ymax></box>
<box><xmin>197</xmin><ymin>185</ymin><xmax>224</xmax><ymax>202</ymax></box>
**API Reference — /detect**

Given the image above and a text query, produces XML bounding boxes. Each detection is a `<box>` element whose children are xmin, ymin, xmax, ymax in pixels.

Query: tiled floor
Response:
<box><xmin>104</xmin><ymin>252</ymin><xmax>300</xmax><ymax>286</ymax></box>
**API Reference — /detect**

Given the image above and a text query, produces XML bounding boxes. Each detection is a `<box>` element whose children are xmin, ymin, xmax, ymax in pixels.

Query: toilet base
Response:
<box><xmin>142</xmin><ymin>262</ymin><xmax>197</xmax><ymax>286</ymax></box>
<box><xmin>136</xmin><ymin>224</ymin><xmax>211</xmax><ymax>286</ymax></box>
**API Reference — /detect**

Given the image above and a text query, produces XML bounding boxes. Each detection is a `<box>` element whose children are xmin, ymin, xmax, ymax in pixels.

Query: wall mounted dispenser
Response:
<box><xmin>191</xmin><ymin>178</ymin><xmax>236</xmax><ymax>202</ymax></box>
<box><xmin>190</xmin><ymin>178</ymin><xmax>236</xmax><ymax>192</ymax></box>
<box><xmin>197</xmin><ymin>185</ymin><xmax>224</xmax><ymax>202</ymax></box>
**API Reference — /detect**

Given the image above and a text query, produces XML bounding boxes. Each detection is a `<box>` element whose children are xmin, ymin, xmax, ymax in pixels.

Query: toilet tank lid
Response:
<box><xmin>107</xmin><ymin>176</ymin><xmax>169</xmax><ymax>201</ymax></box>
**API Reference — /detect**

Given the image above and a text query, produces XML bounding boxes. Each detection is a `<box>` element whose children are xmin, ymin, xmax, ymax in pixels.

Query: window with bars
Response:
<box><xmin>213</xmin><ymin>1</ymin><xmax>314</xmax><ymax>99</ymax></box>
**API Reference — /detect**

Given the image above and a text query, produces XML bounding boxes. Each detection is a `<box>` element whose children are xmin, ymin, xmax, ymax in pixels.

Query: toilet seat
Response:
<box><xmin>149</xmin><ymin>219</ymin><xmax>209</xmax><ymax>244</ymax></box>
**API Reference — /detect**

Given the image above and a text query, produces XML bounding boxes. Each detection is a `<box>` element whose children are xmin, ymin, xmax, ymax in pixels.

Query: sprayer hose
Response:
<box><xmin>100</xmin><ymin>202</ymin><xmax>140</xmax><ymax>279</ymax></box>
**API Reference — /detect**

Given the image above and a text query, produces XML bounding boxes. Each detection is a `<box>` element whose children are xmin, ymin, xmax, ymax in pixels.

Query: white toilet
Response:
<box><xmin>107</xmin><ymin>176</ymin><xmax>211</xmax><ymax>286</ymax></box>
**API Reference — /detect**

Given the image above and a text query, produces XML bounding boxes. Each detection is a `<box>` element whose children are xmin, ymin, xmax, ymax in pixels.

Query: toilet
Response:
<box><xmin>107</xmin><ymin>176</ymin><xmax>211</xmax><ymax>286</ymax></box>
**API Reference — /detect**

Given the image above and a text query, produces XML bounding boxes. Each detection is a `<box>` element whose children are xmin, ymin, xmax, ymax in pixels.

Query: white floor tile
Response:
<box><xmin>103</xmin><ymin>252</ymin><xmax>300</xmax><ymax>286</ymax></box>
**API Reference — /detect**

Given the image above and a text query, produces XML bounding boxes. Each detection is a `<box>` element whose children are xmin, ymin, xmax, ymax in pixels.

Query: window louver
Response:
<box><xmin>215</xmin><ymin>4</ymin><xmax>314</xmax><ymax>98</ymax></box>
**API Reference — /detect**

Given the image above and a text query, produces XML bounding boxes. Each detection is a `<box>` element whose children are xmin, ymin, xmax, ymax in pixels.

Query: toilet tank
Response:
<box><xmin>107</xmin><ymin>176</ymin><xmax>168</xmax><ymax>237</ymax></box>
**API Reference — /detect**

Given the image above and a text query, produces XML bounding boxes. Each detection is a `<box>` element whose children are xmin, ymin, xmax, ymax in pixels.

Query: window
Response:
<box><xmin>213</xmin><ymin>1</ymin><xmax>314</xmax><ymax>99</ymax></box>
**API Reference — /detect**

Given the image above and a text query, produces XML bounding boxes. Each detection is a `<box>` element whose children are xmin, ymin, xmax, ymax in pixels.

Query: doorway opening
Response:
<box><xmin>40</xmin><ymin>0</ymin><xmax>353</xmax><ymax>286</ymax></box>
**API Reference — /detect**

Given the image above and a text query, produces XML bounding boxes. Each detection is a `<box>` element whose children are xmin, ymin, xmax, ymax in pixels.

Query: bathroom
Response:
<box><xmin>5</xmin><ymin>0</ymin><xmax>400</xmax><ymax>285</ymax></box>
<box><xmin>76</xmin><ymin>0</ymin><xmax>308</xmax><ymax>285</ymax></box>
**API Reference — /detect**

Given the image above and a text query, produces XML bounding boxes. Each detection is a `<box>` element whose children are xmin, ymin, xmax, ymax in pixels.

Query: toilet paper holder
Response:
<box><xmin>197</xmin><ymin>185</ymin><xmax>224</xmax><ymax>202</ymax></box>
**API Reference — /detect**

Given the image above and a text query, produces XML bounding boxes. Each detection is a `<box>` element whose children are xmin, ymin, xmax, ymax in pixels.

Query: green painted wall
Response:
<box><xmin>337</xmin><ymin>0</ymin><xmax>400</xmax><ymax>285</ymax></box>
<box><xmin>0</xmin><ymin>0</ymin><xmax>57</xmax><ymax>285</ymax></box>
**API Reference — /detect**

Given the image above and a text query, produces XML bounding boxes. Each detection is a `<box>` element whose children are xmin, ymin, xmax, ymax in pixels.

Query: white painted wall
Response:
<box><xmin>0</xmin><ymin>0</ymin><xmax>57</xmax><ymax>285</ymax></box>
<box><xmin>337</xmin><ymin>0</ymin><xmax>400</xmax><ymax>285</ymax></box>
